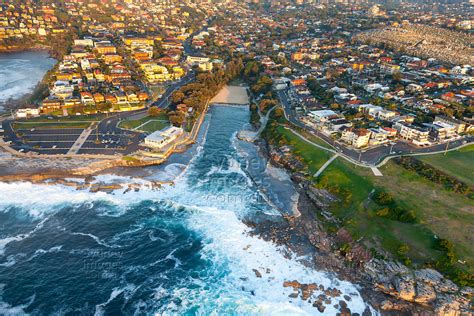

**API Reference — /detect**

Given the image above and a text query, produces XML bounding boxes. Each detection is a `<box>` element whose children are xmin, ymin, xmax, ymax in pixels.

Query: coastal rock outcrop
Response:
<box><xmin>364</xmin><ymin>260</ymin><xmax>473</xmax><ymax>314</ymax></box>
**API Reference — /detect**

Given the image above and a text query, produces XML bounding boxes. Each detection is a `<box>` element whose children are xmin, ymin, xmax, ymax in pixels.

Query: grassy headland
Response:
<box><xmin>263</xmin><ymin>116</ymin><xmax>473</xmax><ymax>286</ymax></box>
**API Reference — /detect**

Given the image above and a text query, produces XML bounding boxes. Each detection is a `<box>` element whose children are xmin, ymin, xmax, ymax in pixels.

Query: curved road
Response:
<box><xmin>277</xmin><ymin>89</ymin><xmax>473</xmax><ymax>167</ymax></box>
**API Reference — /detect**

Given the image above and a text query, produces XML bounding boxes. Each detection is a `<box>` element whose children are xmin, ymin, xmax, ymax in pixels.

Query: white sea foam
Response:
<box><xmin>0</xmin><ymin>217</ymin><xmax>49</xmax><ymax>255</ymax></box>
<box><xmin>0</xmin><ymin>284</ymin><xmax>34</xmax><ymax>316</ymax></box>
<box><xmin>94</xmin><ymin>285</ymin><xmax>136</xmax><ymax>316</ymax></box>
<box><xmin>0</xmin><ymin>52</ymin><xmax>55</xmax><ymax>106</ymax></box>
<box><xmin>0</xmin><ymin>168</ymin><xmax>376</xmax><ymax>314</ymax></box>
<box><xmin>167</xmin><ymin>202</ymin><xmax>370</xmax><ymax>315</ymax></box>
<box><xmin>70</xmin><ymin>232</ymin><xmax>119</xmax><ymax>249</ymax></box>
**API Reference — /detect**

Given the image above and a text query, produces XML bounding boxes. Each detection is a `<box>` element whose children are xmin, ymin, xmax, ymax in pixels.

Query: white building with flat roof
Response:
<box><xmin>15</xmin><ymin>108</ymin><xmax>40</xmax><ymax>118</ymax></box>
<box><xmin>144</xmin><ymin>126</ymin><xmax>183</xmax><ymax>150</ymax></box>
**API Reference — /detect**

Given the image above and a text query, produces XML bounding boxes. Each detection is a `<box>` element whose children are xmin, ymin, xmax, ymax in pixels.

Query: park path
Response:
<box><xmin>314</xmin><ymin>153</ymin><xmax>339</xmax><ymax>178</ymax></box>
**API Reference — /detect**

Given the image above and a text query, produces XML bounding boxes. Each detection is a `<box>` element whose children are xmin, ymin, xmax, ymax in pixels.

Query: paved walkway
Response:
<box><xmin>314</xmin><ymin>153</ymin><xmax>339</xmax><ymax>178</ymax></box>
<box><xmin>283</xmin><ymin>126</ymin><xmax>337</xmax><ymax>154</ymax></box>
<box><xmin>67</xmin><ymin>122</ymin><xmax>97</xmax><ymax>155</ymax></box>
<box><xmin>371</xmin><ymin>166</ymin><xmax>383</xmax><ymax>177</ymax></box>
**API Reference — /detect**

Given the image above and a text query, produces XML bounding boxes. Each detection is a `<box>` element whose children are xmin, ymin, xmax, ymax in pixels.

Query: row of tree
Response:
<box><xmin>394</xmin><ymin>157</ymin><xmax>472</xmax><ymax>196</ymax></box>
<box><xmin>169</xmin><ymin>58</ymin><xmax>244</xmax><ymax>126</ymax></box>
<box><xmin>372</xmin><ymin>189</ymin><xmax>417</xmax><ymax>223</ymax></box>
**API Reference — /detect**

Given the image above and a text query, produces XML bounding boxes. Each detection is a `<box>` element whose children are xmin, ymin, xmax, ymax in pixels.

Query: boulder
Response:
<box><xmin>414</xmin><ymin>282</ymin><xmax>436</xmax><ymax>305</ymax></box>
<box><xmin>301</xmin><ymin>283</ymin><xmax>318</xmax><ymax>300</ymax></box>
<box><xmin>253</xmin><ymin>269</ymin><xmax>262</xmax><ymax>278</ymax></box>
<box><xmin>414</xmin><ymin>268</ymin><xmax>443</xmax><ymax>286</ymax></box>
<box><xmin>435</xmin><ymin>279</ymin><xmax>458</xmax><ymax>294</ymax></box>
<box><xmin>393</xmin><ymin>275</ymin><xmax>416</xmax><ymax>301</ymax></box>
<box><xmin>435</xmin><ymin>294</ymin><xmax>462</xmax><ymax>316</ymax></box>
<box><xmin>313</xmin><ymin>300</ymin><xmax>325</xmax><ymax>313</ymax></box>
<box><xmin>283</xmin><ymin>280</ymin><xmax>302</xmax><ymax>289</ymax></box>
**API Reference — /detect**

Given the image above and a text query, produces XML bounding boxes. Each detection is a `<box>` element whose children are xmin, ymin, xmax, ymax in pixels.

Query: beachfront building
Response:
<box><xmin>144</xmin><ymin>126</ymin><xmax>183</xmax><ymax>150</ymax></box>
<box><xmin>393</xmin><ymin>121</ymin><xmax>431</xmax><ymax>146</ymax></box>
<box><xmin>341</xmin><ymin>128</ymin><xmax>371</xmax><ymax>148</ymax></box>
<box><xmin>15</xmin><ymin>108</ymin><xmax>40</xmax><ymax>119</ymax></box>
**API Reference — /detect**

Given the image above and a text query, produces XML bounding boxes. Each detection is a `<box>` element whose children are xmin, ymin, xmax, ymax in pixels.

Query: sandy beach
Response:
<box><xmin>210</xmin><ymin>85</ymin><xmax>250</xmax><ymax>105</ymax></box>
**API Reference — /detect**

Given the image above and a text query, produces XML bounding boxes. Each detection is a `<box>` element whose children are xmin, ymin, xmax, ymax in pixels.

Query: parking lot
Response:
<box><xmin>5</xmin><ymin>125</ymin><xmax>144</xmax><ymax>155</ymax></box>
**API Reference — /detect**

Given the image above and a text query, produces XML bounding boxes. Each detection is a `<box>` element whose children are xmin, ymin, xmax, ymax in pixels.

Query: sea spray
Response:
<box><xmin>0</xmin><ymin>106</ymin><xmax>375</xmax><ymax>315</ymax></box>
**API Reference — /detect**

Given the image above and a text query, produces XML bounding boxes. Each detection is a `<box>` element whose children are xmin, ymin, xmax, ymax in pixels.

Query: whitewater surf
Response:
<box><xmin>0</xmin><ymin>105</ymin><xmax>375</xmax><ymax>315</ymax></box>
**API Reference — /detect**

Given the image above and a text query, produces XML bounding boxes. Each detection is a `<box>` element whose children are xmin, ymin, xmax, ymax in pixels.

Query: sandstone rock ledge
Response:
<box><xmin>365</xmin><ymin>259</ymin><xmax>473</xmax><ymax>315</ymax></box>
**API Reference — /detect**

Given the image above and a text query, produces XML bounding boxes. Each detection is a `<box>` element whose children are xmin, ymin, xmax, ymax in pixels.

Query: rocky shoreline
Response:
<box><xmin>246</xmin><ymin>138</ymin><xmax>473</xmax><ymax>315</ymax></box>
<box><xmin>0</xmin><ymin>126</ymin><xmax>472</xmax><ymax>315</ymax></box>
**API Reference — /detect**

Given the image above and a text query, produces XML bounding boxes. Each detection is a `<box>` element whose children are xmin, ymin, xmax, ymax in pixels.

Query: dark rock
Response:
<box><xmin>253</xmin><ymin>269</ymin><xmax>262</xmax><ymax>278</ymax></box>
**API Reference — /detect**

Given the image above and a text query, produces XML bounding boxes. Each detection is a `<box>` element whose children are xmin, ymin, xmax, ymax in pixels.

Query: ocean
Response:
<box><xmin>0</xmin><ymin>51</ymin><xmax>56</xmax><ymax>109</ymax></box>
<box><xmin>0</xmin><ymin>106</ymin><xmax>373</xmax><ymax>315</ymax></box>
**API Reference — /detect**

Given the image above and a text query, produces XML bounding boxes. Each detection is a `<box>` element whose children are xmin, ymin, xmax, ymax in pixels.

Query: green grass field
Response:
<box><xmin>273</xmin><ymin>125</ymin><xmax>332</xmax><ymax>174</ymax></box>
<box><xmin>374</xmin><ymin>161</ymin><xmax>474</xmax><ymax>269</ymax></box>
<box><xmin>418</xmin><ymin>144</ymin><xmax>474</xmax><ymax>187</ymax></box>
<box><xmin>118</xmin><ymin>114</ymin><xmax>169</xmax><ymax>133</ymax></box>
<box><xmin>265</xmin><ymin>119</ymin><xmax>473</xmax><ymax>283</ymax></box>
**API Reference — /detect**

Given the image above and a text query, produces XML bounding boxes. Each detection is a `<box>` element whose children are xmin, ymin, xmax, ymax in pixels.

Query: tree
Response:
<box><xmin>169</xmin><ymin>111</ymin><xmax>185</xmax><ymax>127</ymax></box>
<box><xmin>171</xmin><ymin>91</ymin><xmax>185</xmax><ymax>105</ymax></box>
<box><xmin>274</xmin><ymin>107</ymin><xmax>284</xmax><ymax>118</ymax></box>
<box><xmin>148</xmin><ymin>107</ymin><xmax>162</xmax><ymax>117</ymax></box>
<box><xmin>392</xmin><ymin>71</ymin><xmax>402</xmax><ymax>83</ymax></box>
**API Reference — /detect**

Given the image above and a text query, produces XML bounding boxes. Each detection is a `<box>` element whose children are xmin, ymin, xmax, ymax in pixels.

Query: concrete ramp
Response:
<box><xmin>371</xmin><ymin>166</ymin><xmax>383</xmax><ymax>177</ymax></box>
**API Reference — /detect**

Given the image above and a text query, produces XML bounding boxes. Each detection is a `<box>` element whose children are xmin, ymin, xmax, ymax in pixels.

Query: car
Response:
<box><xmin>52</xmin><ymin>145</ymin><xmax>57</xmax><ymax>149</ymax></box>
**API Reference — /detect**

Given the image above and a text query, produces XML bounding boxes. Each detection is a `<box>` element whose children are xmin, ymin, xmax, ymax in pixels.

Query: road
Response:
<box><xmin>0</xmin><ymin>23</ymin><xmax>208</xmax><ymax>157</ymax></box>
<box><xmin>277</xmin><ymin>88</ymin><xmax>473</xmax><ymax>166</ymax></box>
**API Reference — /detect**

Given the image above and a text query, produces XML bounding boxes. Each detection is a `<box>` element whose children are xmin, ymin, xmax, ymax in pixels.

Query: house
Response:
<box><xmin>308</xmin><ymin>110</ymin><xmax>339</xmax><ymax>123</ymax></box>
<box><xmin>74</xmin><ymin>38</ymin><xmax>94</xmax><ymax>47</ymax></box>
<box><xmin>393</xmin><ymin>121</ymin><xmax>430</xmax><ymax>146</ymax></box>
<box><xmin>80</xmin><ymin>92</ymin><xmax>95</xmax><ymax>105</ymax></box>
<box><xmin>144</xmin><ymin>126</ymin><xmax>183</xmax><ymax>150</ymax></box>
<box><xmin>406</xmin><ymin>83</ymin><xmax>423</xmax><ymax>94</ymax></box>
<box><xmin>41</xmin><ymin>99</ymin><xmax>62</xmax><ymax>113</ymax></box>
<box><xmin>137</xmin><ymin>91</ymin><xmax>149</xmax><ymax>101</ymax></box>
<box><xmin>359</xmin><ymin>104</ymin><xmax>382</xmax><ymax>117</ymax></box>
<box><xmin>434</xmin><ymin>115</ymin><xmax>466</xmax><ymax>134</ymax></box>
<box><xmin>50</xmin><ymin>81</ymin><xmax>74</xmax><ymax>99</ymax></box>
<box><xmin>341</xmin><ymin>128</ymin><xmax>371</xmax><ymax>148</ymax></box>
<box><xmin>93</xmin><ymin>93</ymin><xmax>105</xmax><ymax>103</ymax></box>
<box><xmin>377</xmin><ymin>109</ymin><xmax>397</xmax><ymax>121</ymax></box>
<box><xmin>95</xmin><ymin>41</ymin><xmax>116</xmax><ymax>54</ymax></box>
<box><xmin>126</xmin><ymin>91</ymin><xmax>139</xmax><ymax>103</ymax></box>
<box><xmin>369</xmin><ymin>128</ymin><xmax>390</xmax><ymax>145</ymax></box>
<box><xmin>423</xmin><ymin>121</ymin><xmax>457</xmax><ymax>141</ymax></box>
<box><xmin>15</xmin><ymin>108</ymin><xmax>40</xmax><ymax>118</ymax></box>
<box><xmin>105</xmin><ymin>94</ymin><xmax>118</xmax><ymax>104</ymax></box>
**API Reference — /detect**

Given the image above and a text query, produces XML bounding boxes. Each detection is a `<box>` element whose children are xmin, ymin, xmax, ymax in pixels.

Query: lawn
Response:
<box><xmin>265</xmin><ymin>119</ymin><xmax>473</xmax><ymax>281</ymax></box>
<box><xmin>324</xmin><ymin>159</ymin><xmax>473</xmax><ymax>275</ymax></box>
<box><xmin>118</xmin><ymin>114</ymin><xmax>169</xmax><ymax>133</ymax></box>
<box><xmin>292</xmin><ymin>126</ymin><xmax>334</xmax><ymax>151</ymax></box>
<box><xmin>274</xmin><ymin>125</ymin><xmax>332</xmax><ymax>174</ymax></box>
<box><xmin>374</xmin><ymin>161</ymin><xmax>474</xmax><ymax>270</ymax></box>
<box><xmin>418</xmin><ymin>144</ymin><xmax>474</xmax><ymax>187</ymax></box>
